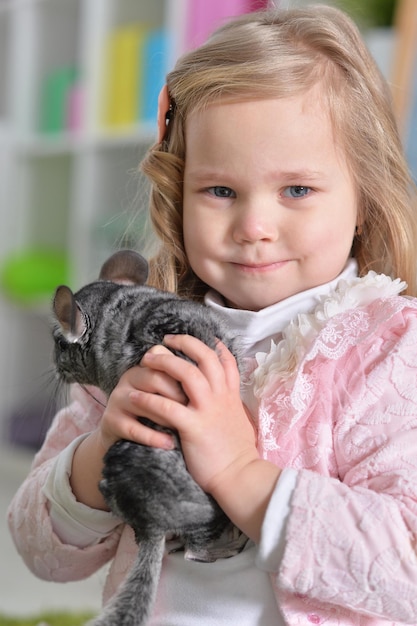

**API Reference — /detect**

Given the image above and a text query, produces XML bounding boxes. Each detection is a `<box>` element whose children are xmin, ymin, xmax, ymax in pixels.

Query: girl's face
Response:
<box><xmin>183</xmin><ymin>92</ymin><xmax>358</xmax><ymax>311</ymax></box>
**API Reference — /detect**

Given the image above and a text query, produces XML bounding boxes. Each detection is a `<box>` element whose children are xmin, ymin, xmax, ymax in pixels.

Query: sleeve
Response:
<box><xmin>262</xmin><ymin>307</ymin><xmax>417</xmax><ymax>622</ymax></box>
<box><xmin>43</xmin><ymin>434</ymin><xmax>122</xmax><ymax>548</ymax></box>
<box><xmin>7</xmin><ymin>385</ymin><xmax>122</xmax><ymax>582</ymax></box>
<box><xmin>257</xmin><ymin>468</ymin><xmax>297</xmax><ymax>568</ymax></box>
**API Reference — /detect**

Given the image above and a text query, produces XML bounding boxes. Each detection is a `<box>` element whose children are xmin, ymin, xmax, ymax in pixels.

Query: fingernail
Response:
<box><xmin>163</xmin><ymin>436</ymin><xmax>175</xmax><ymax>450</ymax></box>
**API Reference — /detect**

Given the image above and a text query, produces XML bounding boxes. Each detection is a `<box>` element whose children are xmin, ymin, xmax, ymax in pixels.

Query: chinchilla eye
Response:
<box><xmin>57</xmin><ymin>336</ymin><xmax>69</xmax><ymax>351</ymax></box>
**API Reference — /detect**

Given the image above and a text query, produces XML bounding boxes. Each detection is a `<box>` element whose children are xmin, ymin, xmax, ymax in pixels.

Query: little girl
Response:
<box><xmin>8</xmin><ymin>5</ymin><xmax>417</xmax><ymax>625</ymax></box>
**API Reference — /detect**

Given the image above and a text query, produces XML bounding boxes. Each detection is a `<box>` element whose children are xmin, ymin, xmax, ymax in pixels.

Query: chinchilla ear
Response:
<box><xmin>52</xmin><ymin>285</ymin><xmax>87</xmax><ymax>341</ymax></box>
<box><xmin>99</xmin><ymin>250</ymin><xmax>149</xmax><ymax>285</ymax></box>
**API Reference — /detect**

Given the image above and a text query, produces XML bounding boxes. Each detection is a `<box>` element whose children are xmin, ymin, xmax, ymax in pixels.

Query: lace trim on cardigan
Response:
<box><xmin>252</xmin><ymin>271</ymin><xmax>407</xmax><ymax>398</ymax></box>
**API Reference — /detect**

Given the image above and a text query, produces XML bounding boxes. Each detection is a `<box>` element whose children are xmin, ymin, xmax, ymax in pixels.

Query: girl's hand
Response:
<box><xmin>130</xmin><ymin>335</ymin><xmax>258</xmax><ymax>494</ymax></box>
<box><xmin>130</xmin><ymin>335</ymin><xmax>280</xmax><ymax>543</ymax></box>
<box><xmin>70</xmin><ymin>353</ymin><xmax>186</xmax><ymax>510</ymax></box>
<box><xmin>98</xmin><ymin>354</ymin><xmax>187</xmax><ymax>452</ymax></box>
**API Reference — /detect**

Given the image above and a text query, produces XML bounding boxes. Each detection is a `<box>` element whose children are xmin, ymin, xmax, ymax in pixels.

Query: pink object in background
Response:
<box><xmin>67</xmin><ymin>83</ymin><xmax>84</xmax><ymax>133</ymax></box>
<box><xmin>184</xmin><ymin>0</ymin><xmax>269</xmax><ymax>51</ymax></box>
<box><xmin>247</xmin><ymin>0</ymin><xmax>270</xmax><ymax>9</ymax></box>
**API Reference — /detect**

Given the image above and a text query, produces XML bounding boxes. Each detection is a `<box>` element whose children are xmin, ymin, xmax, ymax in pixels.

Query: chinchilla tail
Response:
<box><xmin>87</xmin><ymin>537</ymin><xmax>165</xmax><ymax>626</ymax></box>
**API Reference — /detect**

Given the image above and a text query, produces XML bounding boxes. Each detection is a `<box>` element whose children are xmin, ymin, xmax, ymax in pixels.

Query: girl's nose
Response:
<box><xmin>232</xmin><ymin>202</ymin><xmax>278</xmax><ymax>244</ymax></box>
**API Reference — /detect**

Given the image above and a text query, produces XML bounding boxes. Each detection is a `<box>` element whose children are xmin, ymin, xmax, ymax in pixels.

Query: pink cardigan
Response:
<box><xmin>7</xmin><ymin>283</ymin><xmax>417</xmax><ymax>624</ymax></box>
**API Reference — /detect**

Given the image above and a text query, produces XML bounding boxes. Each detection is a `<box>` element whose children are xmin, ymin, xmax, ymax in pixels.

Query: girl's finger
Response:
<box><xmin>103</xmin><ymin>403</ymin><xmax>176</xmax><ymax>450</ymax></box>
<box><xmin>123</xmin><ymin>417</ymin><xmax>176</xmax><ymax>450</ymax></box>
<box><xmin>120</xmin><ymin>363</ymin><xmax>187</xmax><ymax>404</ymax></box>
<box><xmin>170</xmin><ymin>334</ymin><xmax>240</xmax><ymax>393</ymax></box>
<box><xmin>213</xmin><ymin>339</ymin><xmax>241</xmax><ymax>388</ymax></box>
<box><xmin>141</xmin><ymin>349</ymin><xmax>212</xmax><ymax>405</ymax></box>
<box><xmin>129</xmin><ymin>387</ymin><xmax>190</xmax><ymax>431</ymax></box>
<box><xmin>164</xmin><ymin>334</ymin><xmax>238</xmax><ymax>391</ymax></box>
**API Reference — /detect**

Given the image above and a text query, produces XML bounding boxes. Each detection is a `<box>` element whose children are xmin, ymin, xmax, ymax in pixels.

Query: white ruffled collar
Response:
<box><xmin>253</xmin><ymin>271</ymin><xmax>407</xmax><ymax>394</ymax></box>
<box><xmin>205</xmin><ymin>259</ymin><xmax>358</xmax><ymax>359</ymax></box>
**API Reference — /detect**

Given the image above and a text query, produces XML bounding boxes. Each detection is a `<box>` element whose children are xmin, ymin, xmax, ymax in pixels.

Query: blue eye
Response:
<box><xmin>208</xmin><ymin>186</ymin><xmax>236</xmax><ymax>198</ymax></box>
<box><xmin>283</xmin><ymin>186</ymin><xmax>311</xmax><ymax>198</ymax></box>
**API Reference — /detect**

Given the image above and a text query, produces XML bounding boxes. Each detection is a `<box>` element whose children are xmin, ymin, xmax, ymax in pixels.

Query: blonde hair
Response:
<box><xmin>141</xmin><ymin>4</ymin><xmax>417</xmax><ymax>298</ymax></box>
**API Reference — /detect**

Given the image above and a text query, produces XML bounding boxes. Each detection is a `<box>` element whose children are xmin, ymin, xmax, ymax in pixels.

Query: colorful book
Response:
<box><xmin>40</xmin><ymin>66</ymin><xmax>78</xmax><ymax>133</ymax></box>
<box><xmin>103</xmin><ymin>24</ymin><xmax>149</xmax><ymax>128</ymax></box>
<box><xmin>140</xmin><ymin>28</ymin><xmax>168</xmax><ymax>123</ymax></box>
<box><xmin>67</xmin><ymin>82</ymin><xmax>84</xmax><ymax>133</ymax></box>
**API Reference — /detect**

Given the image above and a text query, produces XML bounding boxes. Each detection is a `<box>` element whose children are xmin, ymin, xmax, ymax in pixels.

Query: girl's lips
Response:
<box><xmin>232</xmin><ymin>260</ymin><xmax>289</xmax><ymax>273</ymax></box>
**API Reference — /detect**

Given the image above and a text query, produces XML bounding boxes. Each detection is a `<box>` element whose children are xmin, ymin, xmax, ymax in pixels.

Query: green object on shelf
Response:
<box><xmin>0</xmin><ymin>611</ymin><xmax>96</xmax><ymax>625</ymax></box>
<box><xmin>40</xmin><ymin>66</ymin><xmax>78</xmax><ymax>133</ymax></box>
<box><xmin>0</xmin><ymin>249</ymin><xmax>69</xmax><ymax>304</ymax></box>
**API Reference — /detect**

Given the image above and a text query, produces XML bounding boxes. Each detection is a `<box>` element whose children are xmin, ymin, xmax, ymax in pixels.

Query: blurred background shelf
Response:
<box><xmin>0</xmin><ymin>0</ymin><xmax>275</xmax><ymax>450</ymax></box>
<box><xmin>0</xmin><ymin>0</ymin><xmax>177</xmax><ymax>449</ymax></box>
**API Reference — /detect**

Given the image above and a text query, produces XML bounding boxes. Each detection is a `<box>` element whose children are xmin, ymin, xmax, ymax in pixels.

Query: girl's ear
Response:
<box><xmin>355</xmin><ymin>203</ymin><xmax>365</xmax><ymax>238</ymax></box>
<box><xmin>98</xmin><ymin>249</ymin><xmax>149</xmax><ymax>286</ymax></box>
<box><xmin>53</xmin><ymin>285</ymin><xmax>87</xmax><ymax>341</ymax></box>
<box><xmin>157</xmin><ymin>84</ymin><xmax>170</xmax><ymax>143</ymax></box>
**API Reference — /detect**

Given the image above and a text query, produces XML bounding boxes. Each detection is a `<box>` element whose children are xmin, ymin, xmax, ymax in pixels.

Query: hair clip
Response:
<box><xmin>157</xmin><ymin>84</ymin><xmax>175</xmax><ymax>143</ymax></box>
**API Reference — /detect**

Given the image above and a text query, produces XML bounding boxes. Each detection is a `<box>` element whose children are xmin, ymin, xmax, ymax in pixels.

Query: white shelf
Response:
<box><xmin>3</xmin><ymin>0</ymin><xmax>172</xmax><ymax>281</ymax></box>
<box><xmin>0</xmin><ymin>0</ymin><xmax>176</xmax><ymax>440</ymax></box>
<box><xmin>0</xmin><ymin>0</ymin><xmax>278</xmax><ymax>444</ymax></box>
<box><xmin>14</xmin><ymin>124</ymin><xmax>157</xmax><ymax>156</ymax></box>
<box><xmin>0</xmin><ymin>7</ymin><xmax>11</xmax><ymax>122</ymax></box>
